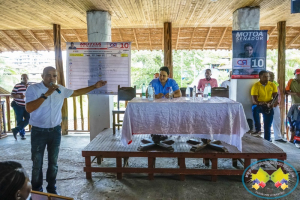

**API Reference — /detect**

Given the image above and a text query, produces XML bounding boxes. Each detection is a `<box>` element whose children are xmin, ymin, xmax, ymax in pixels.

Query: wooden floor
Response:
<box><xmin>82</xmin><ymin>129</ymin><xmax>286</xmax><ymax>181</ymax></box>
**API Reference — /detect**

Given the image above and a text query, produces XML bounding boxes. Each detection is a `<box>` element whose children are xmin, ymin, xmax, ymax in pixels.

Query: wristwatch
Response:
<box><xmin>40</xmin><ymin>93</ymin><xmax>48</xmax><ymax>99</ymax></box>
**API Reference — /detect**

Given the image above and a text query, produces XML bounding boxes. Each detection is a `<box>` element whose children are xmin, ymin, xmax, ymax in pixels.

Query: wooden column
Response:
<box><xmin>277</xmin><ymin>21</ymin><xmax>286</xmax><ymax>137</ymax></box>
<box><xmin>164</xmin><ymin>22</ymin><xmax>173</xmax><ymax>78</ymax></box>
<box><xmin>53</xmin><ymin>24</ymin><xmax>68</xmax><ymax>135</ymax></box>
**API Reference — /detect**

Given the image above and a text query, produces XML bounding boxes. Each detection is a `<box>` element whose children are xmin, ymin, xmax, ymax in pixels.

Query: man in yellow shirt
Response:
<box><xmin>251</xmin><ymin>70</ymin><xmax>278</xmax><ymax>141</ymax></box>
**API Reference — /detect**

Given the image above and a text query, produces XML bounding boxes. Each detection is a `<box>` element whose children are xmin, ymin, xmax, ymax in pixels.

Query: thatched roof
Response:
<box><xmin>0</xmin><ymin>87</ymin><xmax>10</xmax><ymax>95</ymax></box>
<box><xmin>0</xmin><ymin>0</ymin><xmax>299</xmax><ymax>51</ymax></box>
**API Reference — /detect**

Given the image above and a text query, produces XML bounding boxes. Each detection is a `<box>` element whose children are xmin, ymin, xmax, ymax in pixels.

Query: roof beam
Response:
<box><xmin>133</xmin><ymin>28</ymin><xmax>139</xmax><ymax>50</ymax></box>
<box><xmin>60</xmin><ymin>32</ymin><xmax>67</xmax><ymax>42</ymax></box>
<box><xmin>162</xmin><ymin>28</ymin><xmax>164</xmax><ymax>50</ymax></box>
<box><xmin>176</xmin><ymin>28</ymin><xmax>180</xmax><ymax>51</ymax></box>
<box><xmin>14</xmin><ymin>30</ymin><xmax>37</xmax><ymax>51</ymax></box>
<box><xmin>203</xmin><ymin>27</ymin><xmax>212</xmax><ymax>50</ymax></box>
<box><xmin>0</xmin><ymin>39</ymin><xmax>12</xmax><ymax>51</ymax></box>
<box><xmin>287</xmin><ymin>32</ymin><xmax>300</xmax><ymax>48</ymax></box>
<box><xmin>72</xmin><ymin>29</ymin><xmax>82</xmax><ymax>42</ymax></box>
<box><xmin>269</xmin><ymin>26</ymin><xmax>276</xmax><ymax>36</ymax></box>
<box><xmin>0</xmin><ymin>30</ymin><xmax>25</xmax><ymax>51</ymax></box>
<box><xmin>149</xmin><ymin>28</ymin><xmax>152</xmax><ymax>51</ymax></box>
<box><xmin>27</xmin><ymin>30</ymin><xmax>48</xmax><ymax>51</ymax></box>
<box><xmin>118</xmin><ymin>28</ymin><xmax>123</xmax><ymax>41</ymax></box>
<box><xmin>216</xmin><ymin>27</ymin><xmax>228</xmax><ymax>50</ymax></box>
<box><xmin>189</xmin><ymin>27</ymin><xmax>196</xmax><ymax>51</ymax></box>
<box><xmin>43</xmin><ymin>30</ymin><xmax>53</xmax><ymax>44</ymax></box>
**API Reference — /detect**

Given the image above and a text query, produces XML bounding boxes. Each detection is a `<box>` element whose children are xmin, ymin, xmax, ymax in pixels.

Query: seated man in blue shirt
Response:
<box><xmin>149</xmin><ymin>66</ymin><xmax>181</xmax><ymax>99</ymax></box>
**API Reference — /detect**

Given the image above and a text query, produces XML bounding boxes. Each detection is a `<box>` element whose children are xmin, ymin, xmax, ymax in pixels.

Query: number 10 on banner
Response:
<box><xmin>120</xmin><ymin>43</ymin><xmax>129</xmax><ymax>48</ymax></box>
<box><xmin>251</xmin><ymin>58</ymin><xmax>265</xmax><ymax>68</ymax></box>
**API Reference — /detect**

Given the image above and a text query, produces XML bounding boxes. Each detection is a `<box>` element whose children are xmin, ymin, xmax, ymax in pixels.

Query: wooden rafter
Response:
<box><xmin>14</xmin><ymin>30</ymin><xmax>37</xmax><ymax>51</ymax></box>
<box><xmin>0</xmin><ymin>30</ymin><xmax>25</xmax><ymax>51</ymax></box>
<box><xmin>189</xmin><ymin>27</ymin><xmax>196</xmax><ymax>50</ymax></box>
<box><xmin>133</xmin><ymin>28</ymin><xmax>139</xmax><ymax>50</ymax></box>
<box><xmin>216</xmin><ymin>27</ymin><xmax>228</xmax><ymax>50</ymax></box>
<box><xmin>118</xmin><ymin>28</ymin><xmax>123</xmax><ymax>41</ymax></box>
<box><xmin>43</xmin><ymin>30</ymin><xmax>53</xmax><ymax>44</ymax></box>
<box><xmin>176</xmin><ymin>28</ymin><xmax>180</xmax><ymax>51</ymax></box>
<box><xmin>0</xmin><ymin>39</ymin><xmax>12</xmax><ymax>51</ymax></box>
<box><xmin>27</xmin><ymin>30</ymin><xmax>48</xmax><ymax>51</ymax></box>
<box><xmin>149</xmin><ymin>28</ymin><xmax>152</xmax><ymax>51</ymax></box>
<box><xmin>287</xmin><ymin>32</ymin><xmax>300</xmax><ymax>48</ymax></box>
<box><xmin>269</xmin><ymin>26</ymin><xmax>276</xmax><ymax>36</ymax></box>
<box><xmin>162</xmin><ymin>28</ymin><xmax>164</xmax><ymax>50</ymax></box>
<box><xmin>203</xmin><ymin>27</ymin><xmax>211</xmax><ymax>50</ymax></box>
<box><xmin>72</xmin><ymin>29</ymin><xmax>82</xmax><ymax>42</ymax></box>
<box><xmin>60</xmin><ymin>32</ymin><xmax>67</xmax><ymax>42</ymax></box>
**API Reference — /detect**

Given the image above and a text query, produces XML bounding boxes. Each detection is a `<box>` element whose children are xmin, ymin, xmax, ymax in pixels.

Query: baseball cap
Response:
<box><xmin>295</xmin><ymin>69</ymin><xmax>300</xmax><ymax>75</ymax></box>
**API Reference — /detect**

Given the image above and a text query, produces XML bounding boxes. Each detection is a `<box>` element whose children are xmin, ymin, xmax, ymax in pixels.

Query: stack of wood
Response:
<box><xmin>189</xmin><ymin>139</ymin><xmax>228</xmax><ymax>153</ymax></box>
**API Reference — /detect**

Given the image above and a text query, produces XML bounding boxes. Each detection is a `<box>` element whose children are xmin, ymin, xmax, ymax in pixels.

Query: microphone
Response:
<box><xmin>50</xmin><ymin>82</ymin><xmax>61</xmax><ymax>94</ymax></box>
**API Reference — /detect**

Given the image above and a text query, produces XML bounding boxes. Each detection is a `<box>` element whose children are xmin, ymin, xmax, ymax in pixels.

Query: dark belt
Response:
<box><xmin>32</xmin><ymin>125</ymin><xmax>60</xmax><ymax>132</ymax></box>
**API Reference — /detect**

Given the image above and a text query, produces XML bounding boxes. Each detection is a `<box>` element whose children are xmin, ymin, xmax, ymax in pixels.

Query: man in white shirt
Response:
<box><xmin>26</xmin><ymin>66</ymin><xmax>107</xmax><ymax>194</ymax></box>
<box><xmin>221</xmin><ymin>71</ymin><xmax>232</xmax><ymax>88</ymax></box>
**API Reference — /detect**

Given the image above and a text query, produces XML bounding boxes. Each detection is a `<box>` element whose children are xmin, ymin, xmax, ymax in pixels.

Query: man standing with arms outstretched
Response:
<box><xmin>26</xmin><ymin>66</ymin><xmax>107</xmax><ymax>194</ymax></box>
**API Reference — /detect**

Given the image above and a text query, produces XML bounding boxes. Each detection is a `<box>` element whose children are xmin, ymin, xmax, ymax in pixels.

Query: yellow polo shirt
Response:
<box><xmin>251</xmin><ymin>81</ymin><xmax>278</xmax><ymax>102</ymax></box>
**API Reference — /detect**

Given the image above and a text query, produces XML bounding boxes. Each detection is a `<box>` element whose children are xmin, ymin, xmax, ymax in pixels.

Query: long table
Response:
<box><xmin>121</xmin><ymin>97</ymin><xmax>249</xmax><ymax>151</ymax></box>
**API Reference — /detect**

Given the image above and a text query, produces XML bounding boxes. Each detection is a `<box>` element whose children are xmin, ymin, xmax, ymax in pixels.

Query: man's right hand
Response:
<box><xmin>45</xmin><ymin>84</ymin><xmax>59</xmax><ymax>97</ymax></box>
<box><xmin>156</xmin><ymin>93</ymin><xmax>164</xmax><ymax>99</ymax></box>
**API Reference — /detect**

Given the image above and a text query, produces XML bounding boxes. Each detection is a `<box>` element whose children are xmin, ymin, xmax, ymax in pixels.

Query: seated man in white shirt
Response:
<box><xmin>221</xmin><ymin>71</ymin><xmax>232</xmax><ymax>88</ymax></box>
<box><xmin>25</xmin><ymin>66</ymin><xmax>107</xmax><ymax>195</ymax></box>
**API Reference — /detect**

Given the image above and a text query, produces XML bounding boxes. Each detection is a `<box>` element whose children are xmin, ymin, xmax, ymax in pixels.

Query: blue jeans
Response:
<box><xmin>252</xmin><ymin>105</ymin><xmax>274</xmax><ymax>141</ymax></box>
<box><xmin>12</xmin><ymin>102</ymin><xmax>30</xmax><ymax>136</ymax></box>
<box><xmin>31</xmin><ymin>125</ymin><xmax>61</xmax><ymax>192</ymax></box>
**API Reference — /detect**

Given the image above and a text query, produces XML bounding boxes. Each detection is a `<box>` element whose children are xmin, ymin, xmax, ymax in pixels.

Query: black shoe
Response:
<box><xmin>12</xmin><ymin>128</ymin><xmax>18</xmax><ymax>140</ymax></box>
<box><xmin>47</xmin><ymin>190</ymin><xmax>59</xmax><ymax>195</ymax></box>
<box><xmin>251</xmin><ymin>131</ymin><xmax>261</xmax><ymax>137</ymax></box>
<box><xmin>21</xmin><ymin>136</ymin><xmax>26</xmax><ymax>140</ymax></box>
<box><xmin>275</xmin><ymin>139</ymin><xmax>287</xmax><ymax>143</ymax></box>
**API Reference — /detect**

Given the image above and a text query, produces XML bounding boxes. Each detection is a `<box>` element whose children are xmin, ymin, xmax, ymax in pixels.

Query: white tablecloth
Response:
<box><xmin>121</xmin><ymin>97</ymin><xmax>249</xmax><ymax>151</ymax></box>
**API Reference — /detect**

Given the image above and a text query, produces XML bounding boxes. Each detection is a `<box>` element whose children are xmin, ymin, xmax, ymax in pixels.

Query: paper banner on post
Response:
<box><xmin>66</xmin><ymin>42</ymin><xmax>131</xmax><ymax>95</ymax></box>
<box><xmin>232</xmin><ymin>30</ymin><xmax>267</xmax><ymax>79</ymax></box>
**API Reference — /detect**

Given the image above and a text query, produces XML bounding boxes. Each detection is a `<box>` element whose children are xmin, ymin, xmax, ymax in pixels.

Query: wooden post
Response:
<box><xmin>6</xmin><ymin>96</ymin><xmax>10</xmax><ymax>131</ymax></box>
<box><xmin>80</xmin><ymin>95</ymin><xmax>84</xmax><ymax>130</ymax></box>
<box><xmin>53</xmin><ymin>24</ymin><xmax>68</xmax><ymax>135</ymax></box>
<box><xmin>87</xmin><ymin>95</ymin><xmax>90</xmax><ymax>131</ymax></box>
<box><xmin>73</xmin><ymin>97</ymin><xmax>77</xmax><ymax>130</ymax></box>
<box><xmin>164</xmin><ymin>22</ymin><xmax>173</xmax><ymax>78</ymax></box>
<box><xmin>277</xmin><ymin>21</ymin><xmax>286</xmax><ymax>137</ymax></box>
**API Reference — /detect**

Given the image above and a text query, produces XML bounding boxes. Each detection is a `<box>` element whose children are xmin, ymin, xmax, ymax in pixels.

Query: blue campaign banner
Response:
<box><xmin>232</xmin><ymin>30</ymin><xmax>267</xmax><ymax>79</ymax></box>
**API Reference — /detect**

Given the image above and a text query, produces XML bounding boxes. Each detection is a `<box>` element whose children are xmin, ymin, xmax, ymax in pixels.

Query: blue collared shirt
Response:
<box><xmin>25</xmin><ymin>81</ymin><xmax>74</xmax><ymax>128</ymax></box>
<box><xmin>150</xmin><ymin>78</ymin><xmax>179</xmax><ymax>95</ymax></box>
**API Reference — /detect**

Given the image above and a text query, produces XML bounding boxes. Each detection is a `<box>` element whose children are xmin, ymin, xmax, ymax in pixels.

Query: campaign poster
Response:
<box><xmin>232</xmin><ymin>30</ymin><xmax>267</xmax><ymax>79</ymax></box>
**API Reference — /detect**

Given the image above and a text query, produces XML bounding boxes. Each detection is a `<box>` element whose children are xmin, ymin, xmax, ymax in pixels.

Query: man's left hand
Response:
<box><xmin>94</xmin><ymin>81</ymin><xmax>107</xmax><ymax>88</ymax></box>
<box><xmin>267</xmin><ymin>103</ymin><xmax>273</xmax><ymax>108</ymax></box>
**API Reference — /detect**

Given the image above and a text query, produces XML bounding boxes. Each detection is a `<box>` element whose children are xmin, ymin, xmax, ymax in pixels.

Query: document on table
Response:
<box><xmin>66</xmin><ymin>42</ymin><xmax>131</xmax><ymax>95</ymax></box>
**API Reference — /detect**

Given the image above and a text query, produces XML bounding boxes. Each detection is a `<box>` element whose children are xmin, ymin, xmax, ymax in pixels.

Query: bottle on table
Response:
<box><xmin>203</xmin><ymin>84</ymin><xmax>208</xmax><ymax>101</ymax></box>
<box><xmin>142</xmin><ymin>83</ymin><xmax>146</xmax><ymax>99</ymax></box>
<box><xmin>193</xmin><ymin>85</ymin><xmax>196</xmax><ymax>101</ymax></box>
<box><xmin>169</xmin><ymin>86</ymin><xmax>173</xmax><ymax>99</ymax></box>
<box><xmin>186</xmin><ymin>87</ymin><xmax>190</xmax><ymax>100</ymax></box>
<box><xmin>207</xmin><ymin>83</ymin><xmax>211</xmax><ymax>99</ymax></box>
<box><xmin>148</xmin><ymin>84</ymin><xmax>153</xmax><ymax>101</ymax></box>
<box><xmin>153</xmin><ymin>87</ymin><xmax>155</xmax><ymax>101</ymax></box>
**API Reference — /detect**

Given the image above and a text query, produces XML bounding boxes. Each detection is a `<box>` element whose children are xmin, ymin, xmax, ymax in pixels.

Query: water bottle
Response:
<box><xmin>186</xmin><ymin>87</ymin><xmax>190</xmax><ymax>100</ymax></box>
<box><xmin>148</xmin><ymin>84</ymin><xmax>153</xmax><ymax>101</ymax></box>
<box><xmin>193</xmin><ymin>85</ymin><xmax>196</xmax><ymax>101</ymax></box>
<box><xmin>207</xmin><ymin>83</ymin><xmax>211</xmax><ymax>99</ymax></box>
<box><xmin>152</xmin><ymin>87</ymin><xmax>155</xmax><ymax>101</ymax></box>
<box><xmin>169</xmin><ymin>86</ymin><xmax>173</xmax><ymax>99</ymax></box>
<box><xmin>203</xmin><ymin>84</ymin><xmax>208</xmax><ymax>101</ymax></box>
<box><xmin>142</xmin><ymin>83</ymin><xmax>146</xmax><ymax>99</ymax></box>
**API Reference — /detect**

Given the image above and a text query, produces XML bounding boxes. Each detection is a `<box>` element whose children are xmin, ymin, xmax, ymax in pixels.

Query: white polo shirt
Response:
<box><xmin>25</xmin><ymin>81</ymin><xmax>73</xmax><ymax>128</ymax></box>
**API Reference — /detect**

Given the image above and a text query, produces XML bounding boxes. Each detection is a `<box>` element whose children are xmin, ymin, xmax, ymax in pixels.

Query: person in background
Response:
<box><xmin>197</xmin><ymin>69</ymin><xmax>218</xmax><ymax>91</ymax></box>
<box><xmin>26</xmin><ymin>66</ymin><xmax>107</xmax><ymax>195</ymax></box>
<box><xmin>285</xmin><ymin>69</ymin><xmax>300</xmax><ymax>142</ymax></box>
<box><xmin>154</xmin><ymin>73</ymin><xmax>159</xmax><ymax>79</ymax></box>
<box><xmin>221</xmin><ymin>71</ymin><xmax>232</xmax><ymax>88</ymax></box>
<box><xmin>0</xmin><ymin>161</ymin><xmax>32</xmax><ymax>200</ymax></box>
<box><xmin>251</xmin><ymin>70</ymin><xmax>278</xmax><ymax>141</ymax></box>
<box><xmin>11</xmin><ymin>74</ymin><xmax>31</xmax><ymax>140</ymax></box>
<box><xmin>268</xmin><ymin>71</ymin><xmax>287</xmax><ymax>142</ymax></box>
<box><xmin>149</xmin><ymin>66</ymin><xmax>181</xmax><ymax>99</ymax></box>
<box><xmin>287</xmin><ymin>104</ymin><xmax>300</xmax><ymax>148</ymax></box>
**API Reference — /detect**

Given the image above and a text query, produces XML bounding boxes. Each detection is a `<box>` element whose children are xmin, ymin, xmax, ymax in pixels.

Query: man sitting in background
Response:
<box><xmin>197</xmin><ymin>69</ymin><xmax>218</xmax><ymax>91</ymax></box>
<box><xmin>251</xmin><ymin>70</ymin><xmax>278</xmax><ymax>141</ymax></box>
<box><xmin>268</xmin><ymin>71</ymin><xmax>286</xmax><ymax>142</ymax></box>
<box><xmin>287</xmin><ymin>104</ymin><xmax>300</xmax><ymax>148</ymax></box>
<box><xmin>221</xmin><ymin>71</ymin><xmax>232</xmax><ymax>88</ymax></box>
<box><xmin>150</xmin><ymin>66</ymin><xmax>181</xmax><ymax>99</ymax></box>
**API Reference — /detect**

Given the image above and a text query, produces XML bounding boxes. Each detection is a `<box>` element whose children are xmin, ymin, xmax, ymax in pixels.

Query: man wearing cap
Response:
<box><xmin>286</xmin><ymin>69</ymin><xmax>300</xmax><ymax>142</ymax></box>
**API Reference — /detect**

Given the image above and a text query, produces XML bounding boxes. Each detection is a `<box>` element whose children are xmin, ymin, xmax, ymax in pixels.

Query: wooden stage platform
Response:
<box><xmin>82</xmin><ymin>129</ymin><xmax>287</xmax><ymax>181</ymax></box>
